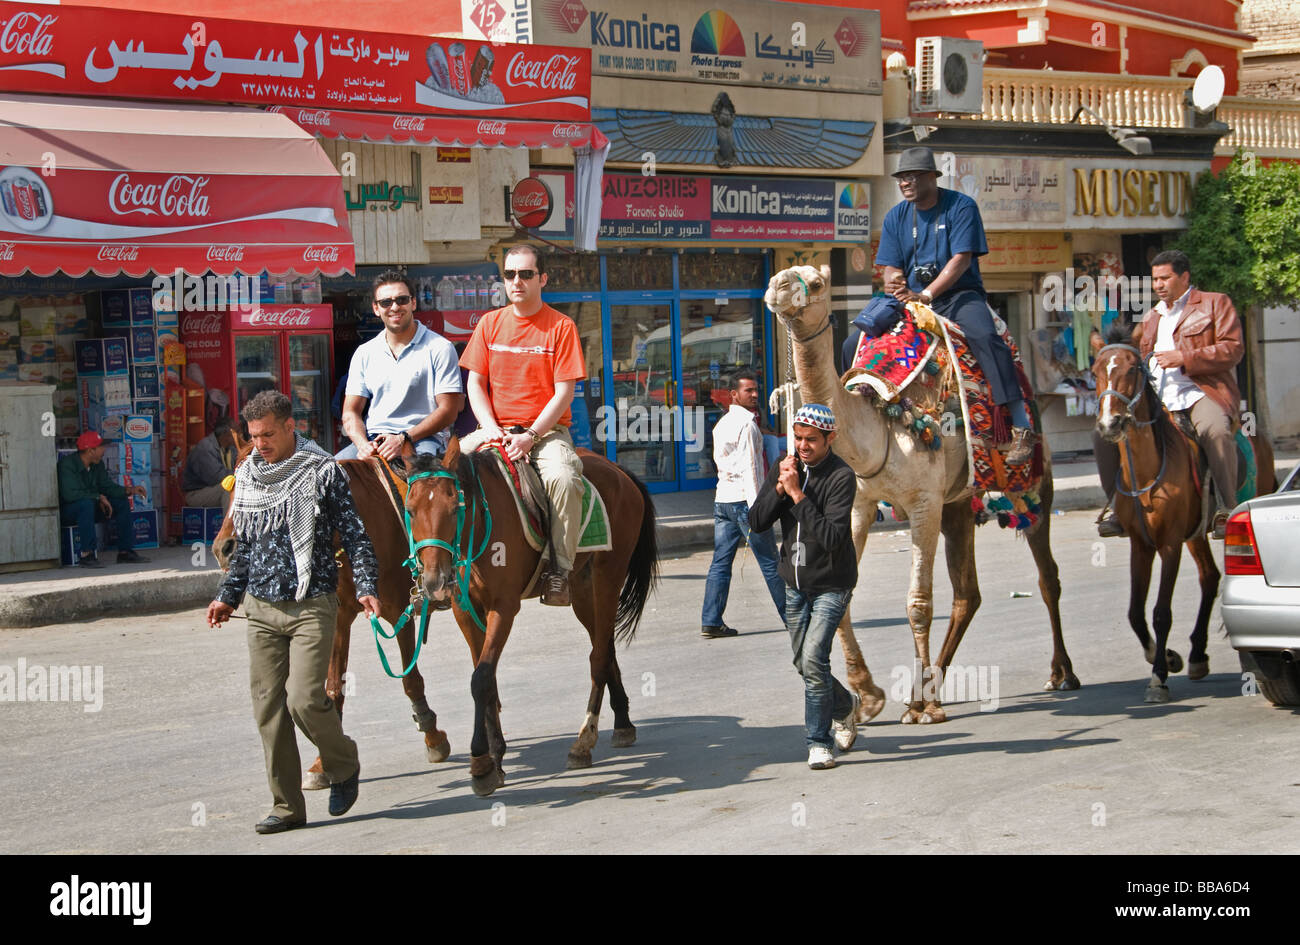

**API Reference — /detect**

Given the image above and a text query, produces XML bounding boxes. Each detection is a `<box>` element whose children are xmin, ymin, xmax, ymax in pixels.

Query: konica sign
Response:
<box><xmin>464</xmin><ymin>0</ymin><xmax>881</xmax><ymax>95</ymax></box>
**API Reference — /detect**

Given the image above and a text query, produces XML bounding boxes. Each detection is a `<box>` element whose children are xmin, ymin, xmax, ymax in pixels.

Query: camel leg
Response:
<box><xmin>1145</xmin><ymin>543</ymin><xmax>1182</xmax><ymax>703</ymax></box>
<box><xmin>838</xmin><ymin>489</ymin><xmax>888</xmax><ymax>723</ymax></box>
<box><xmin>1185</xmin><ymin>535</ymin><xmax>1220</xmax><ymax>681</ymax></box>
<box><xmin>306</xmin><ymin>596</ymin><xmax>355</xmax><ymax>791</ymax></box>
<box><xmin>1025</xmin><ymin>480</ymin><xmax>1080</xmax><ymax>691</ymax></box>
<box><xmin>900</xmin><ymin>500</ymin><xmax>943</xmax><ymax>724</ymax></box>
<box><xmin>932</xmin><ymin>499</ymin><xmax>981</xmax><ymax>721</ymax></box>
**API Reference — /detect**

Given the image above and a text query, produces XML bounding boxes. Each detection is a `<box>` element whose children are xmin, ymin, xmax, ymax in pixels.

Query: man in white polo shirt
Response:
<box><xmin>338</xmin><ymin>269</ymin><xmax>464</xmax><ymax>461</ymax></box>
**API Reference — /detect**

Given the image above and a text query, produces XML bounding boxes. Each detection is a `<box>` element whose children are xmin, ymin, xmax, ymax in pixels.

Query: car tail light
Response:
<box><xmin>1224</xmin><ymin>509</ymin><xmax>1263</xmax><ymax>575</ymax></box>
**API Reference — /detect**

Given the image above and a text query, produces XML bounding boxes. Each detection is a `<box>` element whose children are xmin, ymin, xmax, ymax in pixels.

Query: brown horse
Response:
<box><xmin>1091</xmin><ymin>325</ymin><xmax>1275</xmax><ymax>702</ymax></box>
<box><xmin>401</xmin><ymin>436</ymin><xmax>658</xmax><ymax>797</ymax></box>
<box><xmin>213</xmin><ymin>454</ymin><xmax>453</xmax><ymax>787</ymax></box>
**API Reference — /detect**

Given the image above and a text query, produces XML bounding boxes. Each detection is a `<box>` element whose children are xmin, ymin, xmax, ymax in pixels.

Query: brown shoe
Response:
<box><xmin>1211</xmin><ymin>508</ymin><xmax>1231</xmax><ymax>540</ymax></box>
<box><xmin>1004</xmin><ymin>427</ymin><xmax>1037</xmax><ymax>466</ymax></box>
<box><xmin>540</xmin><ymin>569</ymin><xmax>571</xmax><ymax>607</ymax></box>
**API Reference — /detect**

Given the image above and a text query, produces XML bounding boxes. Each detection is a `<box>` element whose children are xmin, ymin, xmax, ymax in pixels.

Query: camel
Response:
<box><xmin>764</xmin><ymin>265</ymin><xmax>1079</xmax><ymax>724</ymax></box>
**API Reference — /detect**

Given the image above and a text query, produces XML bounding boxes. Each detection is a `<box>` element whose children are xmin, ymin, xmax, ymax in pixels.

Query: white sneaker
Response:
<box><xmin>832</xmin><ymin>693</ymin><xmax>860</xmax><ymax>753</ymax></box>
<box><xmin>807</xmin><ymin>746</ymin><xmax>836</xmax><ymax>769</ymax></box>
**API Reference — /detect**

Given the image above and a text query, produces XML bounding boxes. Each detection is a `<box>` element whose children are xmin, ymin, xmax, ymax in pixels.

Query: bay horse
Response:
<box><xmin>213</xmin><ymin>453</ymin><xmax>453</xmax><ymax>788</ymax></box>
<box><xmin>1090</xmin><ymin>324</ymin><xmax>1275</xmax><ymax>703</ymax></box>
<box><xmin>401</xmin><ymin>435</ymin><xmax>658</xmax><ymax>797</ymax></box>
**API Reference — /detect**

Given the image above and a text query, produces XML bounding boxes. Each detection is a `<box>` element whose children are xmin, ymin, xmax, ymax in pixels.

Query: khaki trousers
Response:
<box><xmin>184</xmin><ymin>484</ymin><xmax>231</xmax><ymax>509</ymax></box>
<box><xmin>246</xmin><ymin>594</ymin><xmax>358</xmax><ymax>820</ymax></box>
<box><xmin>1093</xmin><ymin>394</ymin><xmax>1238</xmax><ymax>509</ymax></box>
<box><xmin>461</xmin><ymin>426</ymin><xmax>585</xmax><ymax>570</ymax></box>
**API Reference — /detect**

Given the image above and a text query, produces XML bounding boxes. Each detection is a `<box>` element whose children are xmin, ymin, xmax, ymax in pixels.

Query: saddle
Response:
<box><xmin>842</xmin><ymin>302</ymin><xmax>1044</xmax><ymax>510</ymax></box>
<box><xmin>1169</xmin><ymin>411</ymin><xmax>1258</xmax><ymax>506</ymax></box>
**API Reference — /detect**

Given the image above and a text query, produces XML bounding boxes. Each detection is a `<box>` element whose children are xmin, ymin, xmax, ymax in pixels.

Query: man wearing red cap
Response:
<box><xmin>57</xmin><ymin>430</ymin><xmax>149</xmax><ymax>567</ymax></box>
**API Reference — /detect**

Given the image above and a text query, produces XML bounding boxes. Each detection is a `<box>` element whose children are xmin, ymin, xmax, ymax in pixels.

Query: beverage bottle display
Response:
<box><xmin>452</xmin><ymin>276</ymin><xmax>466</xmax><ymax>310</ymax></box>
<box><xmin>490</xmin><ymin>281</ymin><xmax>506</xmax><ymax>307</ymax></box>
<box><xmin>477</xmin><ymin>276</ymin><xmax>491</xmax><ymax>309</ymax></box>
<box><xmin>436</xmin><ymin>275</ymin><xmax>455</xmax><ymax>310</ymax></box>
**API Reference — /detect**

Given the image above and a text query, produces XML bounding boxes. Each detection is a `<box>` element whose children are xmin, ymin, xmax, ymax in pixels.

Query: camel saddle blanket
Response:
<box><xmin>481</xmin><ymin>447</ymin><xmax>612</xmax><ymax>557</ymax></box>
<box><xmin>944</xmin><ymin>315</ymin><xmax>1042</xmax><ymax>496</ymax></box>
<box><xmin>843</xmin><ymin>309</ymin><xmax>940</xmax><ymax>401</ymax></box>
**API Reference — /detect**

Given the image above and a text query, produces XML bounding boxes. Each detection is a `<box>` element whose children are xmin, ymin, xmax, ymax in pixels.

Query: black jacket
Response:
<box><xmin>749</xmin><ymin>450</ymin><xmax>858</xmax><ymax>593</ymax></box>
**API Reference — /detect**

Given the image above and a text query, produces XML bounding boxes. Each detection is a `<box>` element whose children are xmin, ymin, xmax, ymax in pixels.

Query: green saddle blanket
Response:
<box><xmin>1234</xmin><ymin>428</ymin><xmax>1258</xmax><ymax>506</ymax></box>
<box><xmin>500</xmin><ymin>460</ymin><xmax>612</xmax><ymax>556</ymax></box>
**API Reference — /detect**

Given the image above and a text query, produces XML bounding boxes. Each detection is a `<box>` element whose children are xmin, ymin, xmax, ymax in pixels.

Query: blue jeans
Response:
<box><xmin>785</xmin><ymin>586</ymin><xmax>854</xmax><ymax>750</ymax></box>
<box><xmin>60</xmin><ymin>496</ymin><xmax>133</xmax><ymax>555</ymax></box>
<box><xmin>701</xmin><ymin>501</ymin><xmax>785</xmax><ymax>627</ymax></box>
<box><xmin>335</xmin><ymin>433</ymin><xmax>442</xmax><ymax>460</ymax></box>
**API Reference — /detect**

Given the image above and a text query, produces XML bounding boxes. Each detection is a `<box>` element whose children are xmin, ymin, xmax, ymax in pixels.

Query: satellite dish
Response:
<box><xmin>1192</xmin><ymin>66</ymin><xmax>1225</xmax><ymax>112</ymax></box>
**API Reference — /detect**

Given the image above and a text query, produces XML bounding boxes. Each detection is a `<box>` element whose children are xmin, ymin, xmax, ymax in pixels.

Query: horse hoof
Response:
<box><xmin>566</xmin><ymin>751</ymin><xmax>593</xmax><ymax>769</ymax></box>
<box><xmin>858</xmin><ymin>686</ymin><xmax>887</xmax><ymax>724</ymax></box>
<box><xmin>611</xmin><ymin>726</ymin><xmax>637</xmax><ymax>748</ymax></box>
<box><xmin>302</xmin><ymin>770</ymin><xmax>329</xmax><ymax>791</ymax></box>
<box><xmin>900</xmin><ymin>709</ymin><xmax>920</xmax><ymax>725</ymax></box>
<box><xmin>922</xmin><ymin>705</ymin><xmax>947</xmax><ymax>723</ymax></box>
<box><xmin>1144</xmin><ymin>685</ymin><xmax>1171</xmax><ymax>704</ymax></box>
<box><xmin>426</xmin><ymin>735</ymin><xmax>451</xmax><ymax>764</ymax></box>
<box><xmin>471</xmin><ymin>767</ymin><xmax>505</xmax><ymax>797</ymax></box>
<box><xmin>1188</xmin><ymin>660</ymin><xmax>1209</xmax><ymax>681</ymax></box>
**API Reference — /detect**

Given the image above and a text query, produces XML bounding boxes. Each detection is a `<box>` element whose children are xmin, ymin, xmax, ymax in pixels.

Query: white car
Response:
<box><xmin>1222</xmin><ymin>463</ymin><xmax>1300</xmax><ymax>707</ymax></box>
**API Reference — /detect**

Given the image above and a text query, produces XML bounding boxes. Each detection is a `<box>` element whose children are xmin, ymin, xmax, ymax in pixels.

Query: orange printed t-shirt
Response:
<box><xmin>459</xmin><ymin>302</ymin><xmax>586</xmax><ymax>428</ymax></box>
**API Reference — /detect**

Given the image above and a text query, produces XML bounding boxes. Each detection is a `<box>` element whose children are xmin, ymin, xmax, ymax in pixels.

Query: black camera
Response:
<box><xmin>912</xmin><ymin>263</ymin><xmax>940</xmax><ymax>284</ymax></box>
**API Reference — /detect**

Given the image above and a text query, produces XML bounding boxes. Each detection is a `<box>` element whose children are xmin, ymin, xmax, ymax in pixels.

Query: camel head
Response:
<box><xmin>765</xmin><ymin>264</ymin><xmax>832</xmax><ymax>338</ymax></box>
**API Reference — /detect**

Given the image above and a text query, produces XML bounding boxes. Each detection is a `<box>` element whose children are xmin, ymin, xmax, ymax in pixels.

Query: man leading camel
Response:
<box><xmin>876</xmin><ymin>146</ymin><xmax>1036</xmax><ymax>465</ymax></box>
<box><xmin>1094</xmin><ymin>249</ymin><xmax>1243</xmax><ymax>540</ymax></box>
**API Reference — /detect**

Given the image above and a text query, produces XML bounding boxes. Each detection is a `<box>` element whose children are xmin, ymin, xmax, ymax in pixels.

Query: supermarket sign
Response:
<box><xmin>533</xmin><ymin>171</ymin><xmax>870</xmax><ymax>242</ymax></box>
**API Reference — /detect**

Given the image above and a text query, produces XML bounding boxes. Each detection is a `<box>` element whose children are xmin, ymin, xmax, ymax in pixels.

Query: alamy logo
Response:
<box><xmin>49</xmin><ymin>875</ymin><xmax>151</xmax><ymax>925</ymax></box>
<box><xmin>0</xmin><ymin>659</ymin><xmax>102</xmax><ymax>712</ymax></box>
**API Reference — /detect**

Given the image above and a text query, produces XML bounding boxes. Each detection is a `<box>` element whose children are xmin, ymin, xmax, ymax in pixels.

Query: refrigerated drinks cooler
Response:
<box><xmin>228</xmin><ymin>305</ymin><xmax>335</xmax><ymax>451</ymax></box>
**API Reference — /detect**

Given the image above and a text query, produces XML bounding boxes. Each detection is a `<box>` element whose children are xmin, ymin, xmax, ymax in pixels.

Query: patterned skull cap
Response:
<box><xmin>793</xmin><ymin>403</ymin><xmax>836</xmax><ymax>432</ymax></box>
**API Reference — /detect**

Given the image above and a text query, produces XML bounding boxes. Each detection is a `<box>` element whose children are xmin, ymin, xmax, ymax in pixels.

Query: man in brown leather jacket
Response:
<box><xmin>1096</xmin><ymin>249</ymin><xmax>1244</xmax><ymax>539</ymax></box>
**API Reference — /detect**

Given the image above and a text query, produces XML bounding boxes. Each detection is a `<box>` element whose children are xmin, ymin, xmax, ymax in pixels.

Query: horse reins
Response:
<box><xmin>1096</xmin><ymin>343</ymin><xmax>1167</xmax><ymax>547</ymax></box>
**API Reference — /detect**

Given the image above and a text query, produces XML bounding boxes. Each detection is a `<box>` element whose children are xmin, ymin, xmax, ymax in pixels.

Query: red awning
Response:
<box><xmin>0</xmin><ymin>93</ymin><xmax>355</xmax><ymax>278</ymax></box>
<box><xmin>267</xmin><ymin>105</ymin><xmax>609</xmax><ymax>151</ymax></box>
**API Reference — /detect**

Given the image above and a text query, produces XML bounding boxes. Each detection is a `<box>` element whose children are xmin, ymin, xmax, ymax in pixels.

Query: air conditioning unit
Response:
<box><xmin>914</xmin><ymin>37</ymin><xmax>984</xmax><ymax>114</ymax></box>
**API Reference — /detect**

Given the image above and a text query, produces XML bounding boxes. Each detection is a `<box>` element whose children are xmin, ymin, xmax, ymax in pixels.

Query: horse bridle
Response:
<box><xmin>1095</xmin><ymin>342</ymin><xmax>1168</xmax><ymax>546</ymax></box>
<box><xmin>1095</xmin><ymin>343</ymin><xmax>1156</xmax><ymax>430</ymax></box>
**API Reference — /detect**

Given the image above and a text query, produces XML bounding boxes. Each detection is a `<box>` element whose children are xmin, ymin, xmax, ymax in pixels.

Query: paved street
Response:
<box><xmin>2</xmin><ymin>509</ymin><xmax>1296</xmax><ymax>855</ymax></box>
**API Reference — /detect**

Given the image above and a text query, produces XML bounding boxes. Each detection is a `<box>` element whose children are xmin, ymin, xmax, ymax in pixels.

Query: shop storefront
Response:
<box><xmin>473</xmin><ymin>0</ymin><xmax>885</xmax><ymax>492</ymax></box>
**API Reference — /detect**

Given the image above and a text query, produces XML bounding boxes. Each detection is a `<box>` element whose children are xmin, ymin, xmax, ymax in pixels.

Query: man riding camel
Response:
<box><xmin>458</xmin><ymin>244</ymin><xmax>586</xmax><ymax>607</ymax></box>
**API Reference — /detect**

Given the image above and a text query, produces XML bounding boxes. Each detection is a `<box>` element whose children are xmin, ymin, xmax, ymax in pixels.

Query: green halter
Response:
<box><xmin>369</xmin><ymin>462</ymin><xmax>493</xmax><ymax>679</ymax></box>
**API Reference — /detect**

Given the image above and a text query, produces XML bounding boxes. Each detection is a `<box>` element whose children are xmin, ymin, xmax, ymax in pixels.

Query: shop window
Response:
<box><xmin>678</xmin><ymin>252</ymin><xmax>765</xmax><ymax>291</ymax></box>
<box><xmin>545</xmin><ymin>300</ymin><xmax>604</xmax><ymax>453</ymax></box>
<box><xmin>605</xmin><ymin>254</ymin><xmax>672</xmax><ymax>292</ymax></box>
<box><xmin>543</xmin><ymin>254</ymin><xmax>600</xmax><ymax>293</ymax></box>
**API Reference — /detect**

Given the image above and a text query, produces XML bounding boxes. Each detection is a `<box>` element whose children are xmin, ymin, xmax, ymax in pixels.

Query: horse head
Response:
<box><xmin>764</xmin><ymin>264</ymin><xmax>832</xmax><ymax>337</ymax></box>
<box><xmin>401</xmin><ymin>435</ymin><xmax>463</xmax><ymax>606</ymax></box>
<box><xmin>1091</xmin><ymin>321</ymin><xmax>1148</xmax><ymax>443</ymax></box>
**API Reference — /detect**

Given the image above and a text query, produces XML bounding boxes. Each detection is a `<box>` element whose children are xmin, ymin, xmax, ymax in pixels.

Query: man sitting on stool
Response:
<box><xmin>182</xmin><ymin>418</ymin><xmax>237</xmax><ymax>510</ymax></box>
<box><xmin>58</xmin><ymin>430</ymin><xmax>149</xmax><ymax>567</ymax></box>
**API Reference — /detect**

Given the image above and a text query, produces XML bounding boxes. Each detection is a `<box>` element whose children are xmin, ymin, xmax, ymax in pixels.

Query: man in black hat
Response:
<box><xmin>875</xmin><ymin>146</ymin><xmax>1036</xmax><ymax>464</ymax></box>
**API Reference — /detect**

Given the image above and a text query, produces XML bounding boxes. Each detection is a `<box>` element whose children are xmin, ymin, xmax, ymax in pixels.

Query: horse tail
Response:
<box><xmin>614</xmin><ymin>469</ymin><xmax>659</xmax><ymax>646</ymax></box>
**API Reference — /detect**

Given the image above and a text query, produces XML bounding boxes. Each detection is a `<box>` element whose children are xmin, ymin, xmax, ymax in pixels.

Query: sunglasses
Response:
<box><xmin>502</xmin><ymin>269</ymin><xmax>537</xmax><ymax>281</ymax></box>
<box><xmin>895</xmin><ymin>172</ymin><xmax>928</xmax><ymax>183</ymax></box>
<box><xmin>375</xmin><ymin>294</ymin><xmax>412</xmax><ymax>310</ymax></box>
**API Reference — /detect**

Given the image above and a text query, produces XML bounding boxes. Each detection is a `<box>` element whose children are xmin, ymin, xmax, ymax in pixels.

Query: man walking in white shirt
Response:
<box><xmin>701</xmin><ymin>369</ymin><xmax>785</xmax><ymax>638</ymax></box>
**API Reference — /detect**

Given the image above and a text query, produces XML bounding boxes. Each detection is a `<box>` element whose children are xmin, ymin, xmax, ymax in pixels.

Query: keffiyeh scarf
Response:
<box><xmin>228</xmin><ymin>434</ymin><xmax>338</xmax><ymax>601</ymax></box>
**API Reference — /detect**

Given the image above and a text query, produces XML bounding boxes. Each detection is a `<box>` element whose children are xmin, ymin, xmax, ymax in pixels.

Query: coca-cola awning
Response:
<box><xmin>0</xmin><ymin>93</ymin><xmax>355</xmax><ymax>278</ymax></box>
<box><xmin>267</xmin><ymin>105</ymin><xmax>608</xmax><ymax>151</ymax></box>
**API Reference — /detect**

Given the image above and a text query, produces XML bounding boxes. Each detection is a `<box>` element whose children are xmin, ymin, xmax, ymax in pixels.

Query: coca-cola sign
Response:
<box><xmin>393</xmin><ymin>116</ymin><xmax>426</xmax><ymax>132</ymax></box>
<box><xmin>206</xmin><ymin>245</ymin><xmax>245</xmax><ymax>262</ymax></box>
<box><xmin>476</xmin><ymin>120</ymin><xmax>508</xmax><ymax>137</ymax></box>
<box><xmin>0</xmin><ymin>242</ymin><xmax>14</xmax><ymax>260</ymax></box>
<box><xmin>109</xmin><ymin>174</ymin><xmax>211</xmax><ymax>218</ymax></box>
<box><xmin>303</xmin><ymin>245</ymin><xmax>340</xmax><ymax>262</ymax></box>
<box><xmin>181</xmin><ymin>313</ymin><xmax>223</xmax><ymax>335</ymax></box>
<box><xmin>97</xmin><ymin>244</ymin><xmax>140</xmax><ymax>261</ymax></box>
<box><xmin>245</xmin><ymin>307</ymin><xmax>313</xmax><ymax>328</ymax></box>
<box><xmin>0</xmin><ymin>11</ymin><xmax>56</xmax><ymax>57</ymax></box>
<box><xmin>551</xmin><ymin>124</ymin><xmax>584</xmax><ymax>141</ymax></box>
<box><xmin>504</xmin><ymin>52</ymin><xmax>580</xmax><ymax>91</ymax></box>
<box><xmin>511</xmin><ymin>178</ymin><xmax>553</xmax><ymax>229</ymax></box>
<box><xmin>0</xmin><ymin>6</ymin><xmax>592</xmax><ymax>120</ymax></box>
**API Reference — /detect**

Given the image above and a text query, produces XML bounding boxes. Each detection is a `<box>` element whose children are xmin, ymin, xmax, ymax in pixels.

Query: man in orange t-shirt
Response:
<box><xmin>459</xmin><ymin>244</ymin><xmax>587</xmax><ymax>606</ymax></box>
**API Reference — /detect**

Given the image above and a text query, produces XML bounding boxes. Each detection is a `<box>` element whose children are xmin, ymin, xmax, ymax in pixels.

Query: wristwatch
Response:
<box><xmin>401</xmin><ymin>431</ymin><xmax>413</xmax><ymax>445</ymax></box>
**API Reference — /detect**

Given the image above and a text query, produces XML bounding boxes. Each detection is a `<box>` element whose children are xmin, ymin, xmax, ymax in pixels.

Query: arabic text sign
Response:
<box><xmin>470</xmin><ymin>0</ymin><xmax>881</xmax><ymax>95</ymax></box>
<box><xmin>945</xmin><ymin>157</ymin><xmax>1067</xmax><ymax>225</ymax></box>
<box><xmin>0</xmin><ymin>4</ymin><xmax>591</xmax><ymax>120</ymax></box>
